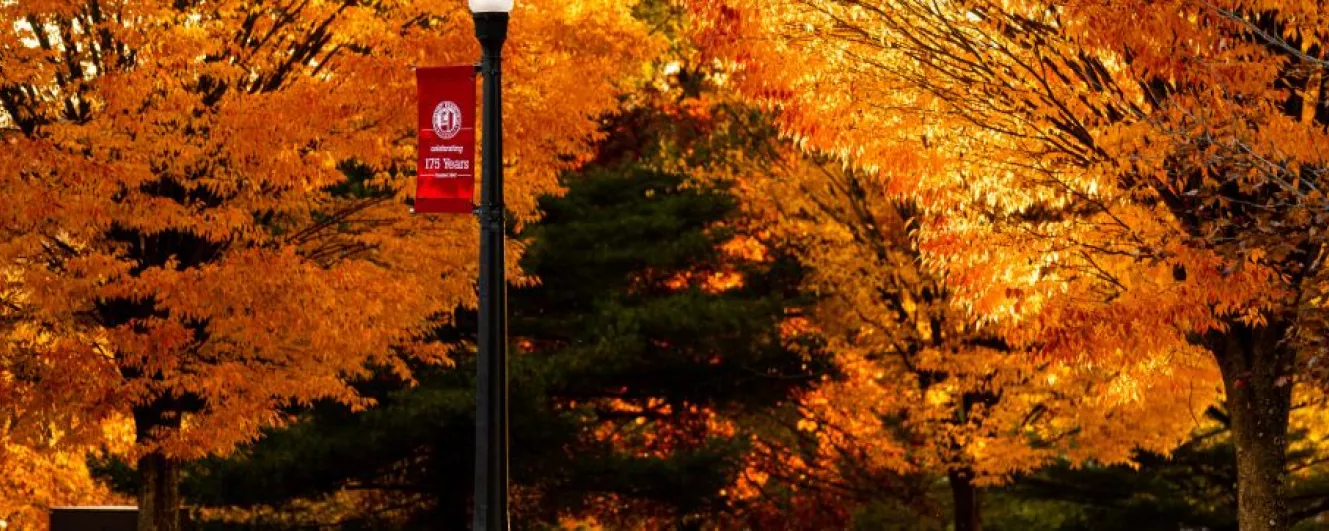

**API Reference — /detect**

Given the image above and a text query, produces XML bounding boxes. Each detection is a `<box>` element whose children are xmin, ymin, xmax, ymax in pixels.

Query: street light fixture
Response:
<box><xmin>471</xmin><ymin>1</ymin><xmax>512</xmax><ymax>530</ymax></box>
<box><xmin>469</xmin><ymin>0</ymin><xmax>514</xmax><ymax>11</ymax></box>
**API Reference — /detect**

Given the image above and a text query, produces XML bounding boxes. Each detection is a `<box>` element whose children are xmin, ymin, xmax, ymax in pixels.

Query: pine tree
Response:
<box><xmin>176</xmin><ymin>73</ymin><xmax>825</xmax><ymax>529</ymax></box>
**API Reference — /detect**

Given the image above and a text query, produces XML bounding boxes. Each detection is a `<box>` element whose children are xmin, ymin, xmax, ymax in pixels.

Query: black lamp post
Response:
<box><xmin>470</xmin><ymin>0</ymin><xmax>511</xmax><ymax>529</ymax></box>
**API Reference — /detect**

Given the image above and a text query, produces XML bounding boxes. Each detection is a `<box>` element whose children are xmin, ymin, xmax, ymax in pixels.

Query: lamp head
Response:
<box><xmin>469</xmin><ymin>0</ymin><xmax>513</xmax><ymax>13</ymax></box>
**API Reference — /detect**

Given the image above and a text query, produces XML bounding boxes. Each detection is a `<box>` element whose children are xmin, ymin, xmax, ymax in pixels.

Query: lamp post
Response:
<box><xmin>470</xmin><ymin>1</ymin><xmax>511</xmax><ymax>530</ymax></box>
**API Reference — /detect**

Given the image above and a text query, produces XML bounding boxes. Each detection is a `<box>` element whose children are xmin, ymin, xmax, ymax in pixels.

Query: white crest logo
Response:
<box><xmin>432</xmin><ymin>101</ymin><xmax>463</xmax><ymax>140</ymax></box>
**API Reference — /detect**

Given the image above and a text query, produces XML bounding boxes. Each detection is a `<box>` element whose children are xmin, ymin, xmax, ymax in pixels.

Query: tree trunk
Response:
<box><xmin>948</xmin><ymin>468</ymin><xmax>981</xmax><ymax>531</ymax></box>
<box><xmin>1211</xmin><ymin>322</ymin><xmax>1293</xmax><ymax>531</ymax></box>
<box><xmin>137</xmin><ymin>450</ymin><xmax>182</xmax><ymax>531</ymax></box>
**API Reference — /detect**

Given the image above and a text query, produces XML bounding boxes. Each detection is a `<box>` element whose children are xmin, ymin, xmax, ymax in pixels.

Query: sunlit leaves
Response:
<box><xmin>0</xmin><ymin>0</ymin><xmax>654</xmax><ymax>516</ymax></box>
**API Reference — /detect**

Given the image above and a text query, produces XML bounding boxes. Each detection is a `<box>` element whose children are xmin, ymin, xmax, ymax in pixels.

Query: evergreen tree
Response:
<box><xmin>174</xmin><ymin>77</ymin><xmax>824</xmax><ymax>529</ymax></box>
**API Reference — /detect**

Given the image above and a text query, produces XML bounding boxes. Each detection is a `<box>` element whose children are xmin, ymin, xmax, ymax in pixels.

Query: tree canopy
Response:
<box><xmin>3</xmin><ymin>0</ymin><xmax>1328</xmax><ymax>529</ymax></box>
<box><xmin>0</xmin><ymin>0</ymin><xmax>649</xmax><ymax>527</ymax></box>
<box><xmin>690</xmin><ymin>0</ymin><xmax>1327</xmax><ymax>528</ymax></box>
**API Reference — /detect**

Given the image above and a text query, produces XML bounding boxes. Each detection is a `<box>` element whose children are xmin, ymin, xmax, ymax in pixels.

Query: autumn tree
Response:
<box><xmin>721</xmin><ymin>154</ymin><xmax>1217</xmax><ymax>531</ymax></box>
<box><xmin>691</xmin><ymin>0</ymin><xmax>1328</xmax><ymax>529</ymax></box>
<box><xmin>0</xmin><ymin>1</ymin><xmax>650</xmax><ymax>529</ymax></box>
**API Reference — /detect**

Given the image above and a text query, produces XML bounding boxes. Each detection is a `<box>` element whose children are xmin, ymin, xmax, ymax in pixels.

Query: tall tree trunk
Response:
<box><xmin>948</xmin><ymin>468</ymin><xmax>981</xmax><ymax>531</ymax></box>
<box><xmin>1211</xmin><ymin>322</ymin><xmax>1293</xmax><ymax>531</ymax></box>
<box><xmin>133</xmin><ymin>393</ymin><xmax>195</xmax><ymax>531</ymax></box>
<box><xmin>137</xmin><ymin>450</ymin><xmax>182</xmax><ymax>531</ymax></box>
<box><xmin>136</xmin><ymin>451</ymin><xmax>180</xmax><ymax>531</ymax></box>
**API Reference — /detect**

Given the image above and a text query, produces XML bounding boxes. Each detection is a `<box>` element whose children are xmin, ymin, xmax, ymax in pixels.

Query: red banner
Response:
<box><xmin>415</xmin><ymin>65</ymin><xmax>477</xmax><ymax>214</ymax></box>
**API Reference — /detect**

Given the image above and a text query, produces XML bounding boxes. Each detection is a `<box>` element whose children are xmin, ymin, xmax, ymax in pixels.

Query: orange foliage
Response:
<box><xmin>693</xmin><ymin>0</ymin><xmax>1327</xmax><ymax>527</ymax></box>
<box><xmin>0</xmin><ymin>445</ymin><xmax>127</xmax><ymax>531</ymax></box>
<box><xmin>693</xmin><ymin>0</ymin><xmax>1327</xmax><ymax>351</ymax></box>
<box><xmin>720</xmin><ymin>155</ymin><xmax>1219</xmax><ymax>526</ymax></box>
<box><xmin>0</xmin><ymin>0</ymin><xmax>654</xmax><ymax>515</ymax></box>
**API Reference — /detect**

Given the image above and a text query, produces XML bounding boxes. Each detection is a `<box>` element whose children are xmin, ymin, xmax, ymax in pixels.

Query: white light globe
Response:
<box><xmin>469</xmin><ymin>0</ymin><xmax>513</xmax><ymax>12</ymax></box>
